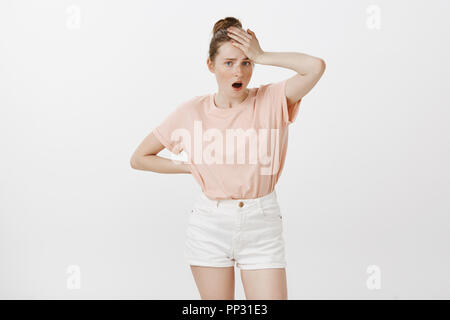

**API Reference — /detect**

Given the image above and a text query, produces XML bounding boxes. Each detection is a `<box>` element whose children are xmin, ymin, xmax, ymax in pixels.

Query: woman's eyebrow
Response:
<box><xmin>224</xmin><ymin>57</ymin><xmax>250</xmax><ymax>61</ymax></box>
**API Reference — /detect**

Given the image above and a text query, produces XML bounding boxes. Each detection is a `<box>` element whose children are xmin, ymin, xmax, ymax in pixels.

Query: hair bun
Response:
<box><xmin>212</xmin><ymin>16</ymin><xmax>242</xmax><ymax>35</ymax></box>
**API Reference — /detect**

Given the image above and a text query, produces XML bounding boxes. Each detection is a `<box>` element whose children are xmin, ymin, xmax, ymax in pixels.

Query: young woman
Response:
<box><xmin>130</xmin><ymin>17</ymin><xmax>325</xmax><ymax>300</ymax></box>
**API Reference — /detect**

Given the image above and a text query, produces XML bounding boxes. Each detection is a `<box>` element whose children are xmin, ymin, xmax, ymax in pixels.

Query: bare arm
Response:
<box><xmin>130</xmin><ymin>132</ymin><xmax>191</xmax><ymax>174</ymax></box>
<box><xmin>225</xmin><ymin>27</ymin><xmax>325</xmax><ymax>109</ymax></box>
<box><xmin>255</xmin><ymin>51</ymin><xmax>326</xmax><ymax>107</ymax></box>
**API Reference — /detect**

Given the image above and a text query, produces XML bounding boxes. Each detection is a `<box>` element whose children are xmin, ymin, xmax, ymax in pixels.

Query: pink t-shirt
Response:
<box><xmin>152</xmin><ymin>79</ymin><xmax>301</xmax><ymax>200</ymax></box>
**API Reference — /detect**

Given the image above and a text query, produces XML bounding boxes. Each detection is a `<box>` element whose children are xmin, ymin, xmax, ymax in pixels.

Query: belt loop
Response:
<box><xmin>256</xmin><ymin>196</ymin><xmax>263</xmax><ymax>211</ymax></box>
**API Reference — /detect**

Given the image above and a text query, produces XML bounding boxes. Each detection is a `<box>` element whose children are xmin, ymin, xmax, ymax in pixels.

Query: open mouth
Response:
<box><xmin>232</xmin><ymin>81</ymin><xmax>243</xmax><ymax>90</ymax></box>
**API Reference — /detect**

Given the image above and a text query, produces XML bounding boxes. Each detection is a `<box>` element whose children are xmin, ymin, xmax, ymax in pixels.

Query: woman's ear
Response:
<box><xmin>206</xmin><ymin>58</ymin><xmax>215</xmax><ymax>73</ymax></box>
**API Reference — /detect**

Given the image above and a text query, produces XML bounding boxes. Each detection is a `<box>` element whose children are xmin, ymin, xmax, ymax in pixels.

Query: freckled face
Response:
<box><xmin>209</xmin><ymin>42</ymin><xmax>253</xmax><ymax>97</ymax></box>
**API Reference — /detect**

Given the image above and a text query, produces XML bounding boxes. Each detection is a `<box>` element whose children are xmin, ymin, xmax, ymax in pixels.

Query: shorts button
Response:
<box><xmin>238</xmin><ymin>201</ymin><xmax>244</xmax><ymax>207</ymax></box>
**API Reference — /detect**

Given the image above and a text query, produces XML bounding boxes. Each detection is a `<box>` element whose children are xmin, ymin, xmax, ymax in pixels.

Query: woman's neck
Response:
<box><xmin>214</xmin><ymin>88</ymin><xmax>249</xmax><ymax>109</ymax></box>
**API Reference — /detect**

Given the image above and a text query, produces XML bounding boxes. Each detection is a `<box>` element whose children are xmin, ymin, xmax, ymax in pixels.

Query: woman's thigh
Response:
<box><xmin>240</xmin><ymin>268</ymin><xmax>287</xmax><ymax>300</ymax></box>
<box><xmin>190</xmin><ymin>265</ymin><xmax>235</xmax><ymax>300</ymax></box>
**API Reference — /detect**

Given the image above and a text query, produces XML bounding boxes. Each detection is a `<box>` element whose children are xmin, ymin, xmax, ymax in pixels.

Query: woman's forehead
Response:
<box><xmin>218</xmin><ymin>43</ymin><xmax>248</xmax><ymax>60</ymax></box>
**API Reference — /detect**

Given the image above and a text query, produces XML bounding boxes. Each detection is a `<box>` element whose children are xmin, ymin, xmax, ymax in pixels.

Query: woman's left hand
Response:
<box><xmin>227</xmin><ymin>26</ymin><xmax>265</xmax><ymax>64</ymax></box>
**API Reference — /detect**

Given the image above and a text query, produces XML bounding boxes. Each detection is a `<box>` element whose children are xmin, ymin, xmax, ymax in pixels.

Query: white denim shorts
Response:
<box><xmin>184</xmin><ymin>189</ymin><xmax>287</xmax><ymax>270</ymax></box>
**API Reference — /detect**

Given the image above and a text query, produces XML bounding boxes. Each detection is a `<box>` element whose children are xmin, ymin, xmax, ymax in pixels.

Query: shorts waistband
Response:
<box><xmin>196</xmin><ymin>190</ymin><xmax>278</xmax><ymax>209</ymax></box>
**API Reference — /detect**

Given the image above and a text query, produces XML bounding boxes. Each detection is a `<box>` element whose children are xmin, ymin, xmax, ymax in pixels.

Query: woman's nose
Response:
<box><xmin>234</xmin><ymin>66</ymin><xmax>244</xmax><ymax>75</ymax></box>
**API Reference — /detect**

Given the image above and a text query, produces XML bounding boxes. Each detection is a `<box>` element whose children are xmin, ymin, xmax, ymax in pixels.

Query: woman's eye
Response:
<box><xmin>226</xmin><ymin>61</ymin><xmax>250</xmax><ymax>66</ymax></box>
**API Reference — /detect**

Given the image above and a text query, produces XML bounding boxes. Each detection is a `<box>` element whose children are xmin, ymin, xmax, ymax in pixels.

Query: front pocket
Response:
<box><xmin>260</xmin><ymin>203</ymin><xmax>283</xmax><ymax>220</ymax></box>
<box><xmin>191</xmin><ymin>205</ymin><xmax>213</xmax><ymax>217</ymax></box>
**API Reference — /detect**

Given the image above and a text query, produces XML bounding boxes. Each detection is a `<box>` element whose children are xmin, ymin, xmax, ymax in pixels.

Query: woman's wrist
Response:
<box><xmin>183</xmin><ymin>162</ymin><xmax>192</xmax><ymax>174</ymax></box>
<box><xmin>253</xmin><ymin>51</ymin><xmax>266</xmax><ymax>65</ymax></box>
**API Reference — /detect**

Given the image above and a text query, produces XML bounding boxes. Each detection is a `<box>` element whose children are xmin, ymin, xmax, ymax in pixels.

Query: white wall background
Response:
<box><xmin>0</xmin><ymin>0</ymin><xmax>449</xmax><ymax>299</ymax></box>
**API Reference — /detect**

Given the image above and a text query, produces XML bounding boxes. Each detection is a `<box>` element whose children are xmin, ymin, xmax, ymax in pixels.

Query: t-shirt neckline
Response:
<box><xmin>208</xmin><ymin>88</ymin><xmax>254</xmax><ymax>115</ymax></box>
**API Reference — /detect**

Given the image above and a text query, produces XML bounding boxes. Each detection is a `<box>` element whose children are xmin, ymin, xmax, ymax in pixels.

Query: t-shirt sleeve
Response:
<box><xmin>152</xmin><ymin>104</ymin><xmax>187</xmax><ymax>155</ymax></box>
<box><xmin>265</xmin><ymin>79</ymin><xmax>302</xmax><ymax>125</ymax></box>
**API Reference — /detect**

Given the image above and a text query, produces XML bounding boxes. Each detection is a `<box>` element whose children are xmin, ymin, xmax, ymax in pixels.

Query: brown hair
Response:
<box><xmin>209</xmin><ymin>17</ymin><xmax>253</xmax><ymax>67</ymax></box>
